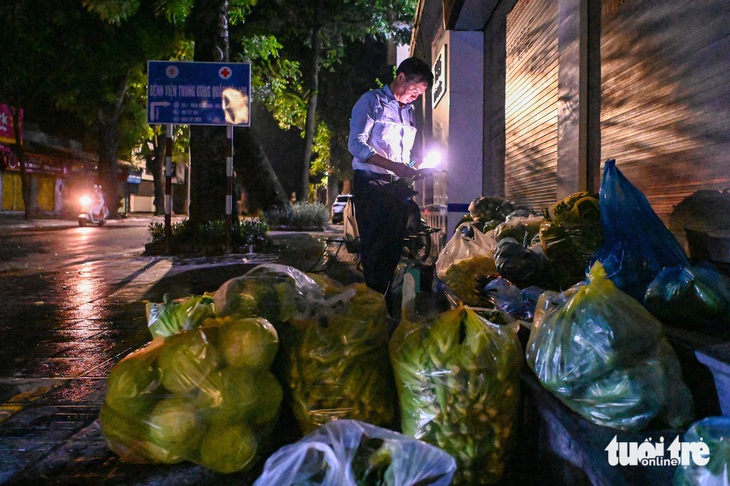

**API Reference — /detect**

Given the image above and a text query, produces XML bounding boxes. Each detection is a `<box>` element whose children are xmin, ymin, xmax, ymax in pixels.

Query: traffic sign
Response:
<box><xmin>147</xmin><ymin>61</ymin><xmax>251</xmax><ymax>126</ymax></box>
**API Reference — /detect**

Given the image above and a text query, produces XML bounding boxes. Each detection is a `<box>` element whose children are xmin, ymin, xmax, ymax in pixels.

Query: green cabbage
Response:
<box><xmin>104</xmin><ymin>341</ymin><xmax>161</xmax><ymax>417</ymax></box>
<box><xmin>216</xmin><ymin>316</ymin><xmax>279</xmax><ymax>369</ymax></box>
<box><xmin>198</xmin><ymin>422</ymin><xmax>258</xmax><ymax>474</ymax></box>
<box><xmin>157</xmin><ymin>328</ymin><xmax>220</xmax><ymax>394</ymax></box>
<box><xmin>147</xmin><ymin>395</ymin><xmax>206</xmax><ymax>458</ymax></box>
<box><xmin>145</xmin><ymin>293</ymin><xmax>216</xmax><ymax>339</ymax></box>
<box><xmin>99</xmin><ymin>403</ymin><xmax>183</xmax><ymax>464</ymax></box>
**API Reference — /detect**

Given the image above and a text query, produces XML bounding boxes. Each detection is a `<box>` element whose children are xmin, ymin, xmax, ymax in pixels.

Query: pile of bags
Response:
<box><xmin>435</xmin><ymin>160</ymin><xmax>730</xmax><ymax>436</ymax></box>
<box><xmin>99</xmin><ymin>159</ymin><xmax>730</xmax><ymax>483</ymax></box>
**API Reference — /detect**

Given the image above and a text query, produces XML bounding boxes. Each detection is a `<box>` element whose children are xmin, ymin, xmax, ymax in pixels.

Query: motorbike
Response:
<box><xmin>78</xmin><ymin>188</ymin><xmax>109</xmax><ymax>227</ymax></box>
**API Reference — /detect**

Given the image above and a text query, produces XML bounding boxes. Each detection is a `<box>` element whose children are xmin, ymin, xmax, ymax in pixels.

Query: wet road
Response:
<box><xmin>0</xmin><ymin>219</ymin><xmax>220</xmax><ymax>485</ymax></box>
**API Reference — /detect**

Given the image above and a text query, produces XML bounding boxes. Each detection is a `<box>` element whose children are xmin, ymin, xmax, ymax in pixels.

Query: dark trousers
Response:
<box><xmin>352</xmin><ymin>170</ymin><xmax>411</xmax><ymax>295</ymax></box>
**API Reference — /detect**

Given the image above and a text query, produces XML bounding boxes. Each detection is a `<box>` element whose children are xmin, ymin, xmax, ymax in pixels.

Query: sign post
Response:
<box><xmin>147</xmin><ymin>61</ymin><xmax>251</xmax><ymax>252</ymax></box>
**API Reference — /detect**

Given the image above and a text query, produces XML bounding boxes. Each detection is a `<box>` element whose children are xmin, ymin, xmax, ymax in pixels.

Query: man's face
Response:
<box><xmin>393</xmin><ymin>74</ymin><xmax>429</xmax><ymax>104</ymax></box>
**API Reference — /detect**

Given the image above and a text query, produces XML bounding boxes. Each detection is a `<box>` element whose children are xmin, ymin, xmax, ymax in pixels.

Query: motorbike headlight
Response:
<box><xmin>79</xmin><ymin>195</ymin><xmax>91</xmax><ymax>206</ymax></box>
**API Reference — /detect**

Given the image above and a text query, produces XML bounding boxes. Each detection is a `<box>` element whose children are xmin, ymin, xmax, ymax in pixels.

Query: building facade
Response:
<box><xmin>411</xmin><ymin>0</ymin><xmax>730</xmax><ymax>255</ymax></box>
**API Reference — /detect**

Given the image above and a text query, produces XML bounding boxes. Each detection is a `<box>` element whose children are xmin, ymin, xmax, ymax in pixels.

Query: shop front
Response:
<box><xmin>0</xmin><ymin>149</ymin><xmax>72</xmax><ymax>213</ymax></box>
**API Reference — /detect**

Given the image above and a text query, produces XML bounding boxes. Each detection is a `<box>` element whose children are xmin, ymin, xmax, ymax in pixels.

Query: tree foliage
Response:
<box><xmin>242</xmin><ymin>0</ymin><xmax>417</xmax><ymax>201</ymax></box>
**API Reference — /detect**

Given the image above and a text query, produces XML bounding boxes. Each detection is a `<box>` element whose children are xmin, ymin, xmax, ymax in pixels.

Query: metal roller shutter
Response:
<box><xmin>505</xmin><ymin>0</ymin><xmax>559</xmax><ymax>211</ymax></box>
<box><xmin>601</xmin><ymin>0</ymin><xmax>730</xmax><ymax>226</ymax></box>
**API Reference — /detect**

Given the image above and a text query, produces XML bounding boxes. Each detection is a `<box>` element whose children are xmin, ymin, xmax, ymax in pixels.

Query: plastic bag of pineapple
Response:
<box><xmin>277</xmin><ymin>282</ymin><xmax>397</xmax><ymax>435</ymax></box>
<box><xmin>99</xmin><ymin>315</ymin><xmax>283</xmax><ymax>474</ymax></box>
<box><xmin>390</xmin><ymin>274</ymin><xmax>523</xmax><ymax>485</ymax></box>
<box><xmin>436</xmin><ymin>223</ymin><xmax>497</xmax><ymax>306</ymax></box>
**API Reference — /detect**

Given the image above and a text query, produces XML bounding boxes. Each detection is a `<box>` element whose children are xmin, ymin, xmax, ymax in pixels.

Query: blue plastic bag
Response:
<box><xmin>253</xmin><ymin>419</ymin><xmax>456</xmax><ymax>486</ymax></box>
<box><xmin>593</xmin><ymin>159</ymin><xmax>689</xmax><ymax>302</ymax></box>
<box><xmin>595</xmin><ymin>159</ymin><xmax>689</xmax><ymax>302</ymax></box>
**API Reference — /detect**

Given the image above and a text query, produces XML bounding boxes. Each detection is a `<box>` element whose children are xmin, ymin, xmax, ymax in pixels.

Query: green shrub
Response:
<box><xmin>263</xmin><ymin>202</ymin><xmax>328</xmax><ymax>231</ymax></box>
<box><xmin>146</xmin><ymin>217</ymin><xmax>269</xmax><ymax>255</ymax></box>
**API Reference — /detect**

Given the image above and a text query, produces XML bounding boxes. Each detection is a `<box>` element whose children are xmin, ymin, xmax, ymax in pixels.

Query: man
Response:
<box><xmin>347</xmin><ymin>57</ymin><xmax>434</xmax><ymax>308</ymax></box>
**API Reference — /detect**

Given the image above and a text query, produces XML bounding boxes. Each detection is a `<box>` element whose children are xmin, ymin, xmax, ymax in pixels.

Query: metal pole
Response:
<box><xmin>165</xmin><ymin>124</ymin><xmax>173</xmax><ymax>253</ymax></box>
<box><xmin>225</xmin><ymin>124</ymin><xmax>233</xmax><ymax>253</ymax></box>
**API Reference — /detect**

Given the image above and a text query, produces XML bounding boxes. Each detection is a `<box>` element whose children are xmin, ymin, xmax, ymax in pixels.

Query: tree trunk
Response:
<box><xmin>11</xmin><ymin>106</ymin><xmax>32</xmax><ymax>220</ymax></box>
<box><xmin>300</xmin><ymin>25</ymin><xmax>321</xmax><ymax>201</ymax></box>
<box><xmin>95</xmin><ymin>71</ymin><xmax>130</xmax><ymax>219</ymax></box>
<box><xmin>97</xmin><ymin>115</ymin><xmax>121</xmax><ymax>218</ymax></box>
<box><xmin>145</xmin><ymin>130</ymin><xmax>166</xmax><ymax>215</ymax></box>
<box><xmin>235</xmin><ymin>127</ymin><xmax>289</xmax><ymax>212</ymax></box>
<box><xmin>188</xmin><ymin>0</ymin><xmax>230</xmax><ymax>224</ymax></box>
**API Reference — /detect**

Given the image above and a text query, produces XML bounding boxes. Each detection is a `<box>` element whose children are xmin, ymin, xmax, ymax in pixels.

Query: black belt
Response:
<box><xmin>355</xmin><ymin>170</ymin><xmax>399</xmax><ymax>183</ymax></box>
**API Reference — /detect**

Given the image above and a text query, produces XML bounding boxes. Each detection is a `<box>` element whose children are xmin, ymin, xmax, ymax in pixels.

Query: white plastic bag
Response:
<box><xmin>253</xmin><ymin>419</ymin><xmax>456</xmax><ymax>486</ymax></box>
<box><xmin>435</xmin><ymin>224</ymin><xmax>497</xmax><ymax>305</ymax></box>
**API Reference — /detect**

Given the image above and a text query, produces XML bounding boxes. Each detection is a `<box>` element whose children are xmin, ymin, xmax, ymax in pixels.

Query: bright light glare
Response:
<box><xmin>420</xmin><ymin>149</ymin><xmax>442</xmax><ymax>169</ymax></box>
<box><xmin>79</xmin><ymin>195</ymin><xmax>91</xmax><ymax>206</ymax></box>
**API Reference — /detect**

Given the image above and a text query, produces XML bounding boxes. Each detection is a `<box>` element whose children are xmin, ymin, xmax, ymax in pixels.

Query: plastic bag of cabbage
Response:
<box><xmin>526</xmin><ymin>261</ymin><xmax>694</xmax><ymax>431</ymax></box>
<box><xmin>254</xmin><ymin>419</ymin><xmax>456</xmax><ymax>486</ymax></box>
<box><xmin>99</xmin><ymin>316</ymin><xmax>282</xmax><ymax>474</ymax></box>
<box><xmin>277</xmin><ymin>283</ymin><xmax>397</xmax><ymax>434</ymax></box>
<box><xmin>213</xmin><ymin>263</ymin><xmax>326</xmax><ymax>323</ymax></box>
<box><xmin>390</xmin><ymin>303</ymin><xmax>523</xmax><ymax>485</ymax></box>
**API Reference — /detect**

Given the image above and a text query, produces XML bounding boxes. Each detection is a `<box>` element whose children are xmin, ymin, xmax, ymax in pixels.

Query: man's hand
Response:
<box><xmin>366</xmin><ymin>153</ymin><xmax>418</xmax><ymax>178</ymax></box>
<box><xmin>391</xmin><ymin>163</ymin><xmax>419</xmax><ymax>179</ymax></box>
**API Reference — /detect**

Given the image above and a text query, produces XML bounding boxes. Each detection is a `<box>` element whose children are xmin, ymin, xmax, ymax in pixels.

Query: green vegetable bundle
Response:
<box><xmin>468</xmin><ymin>196</ymin><xmax>515</xmax><ymax>223</ymax></box>
<box><xmin>539</xmin><ymin>191</ymin><xmax>602</xmax><ymax>289</ymax></box>
<box><xmin>99</xmin><ymin>316</ymin><xmax>282</xmax><ymax>474</ymax></box>
<box><xmin>278</xmin><ymin>283</ymin><xmax>396</xmax><ymax>434</ymax></box>
<box><xmin>526</xmin><ymin>261</ymin><xmax>694</xmax><ymax>431</ymax></box>
<box><xmin>390</xmin><ymin>305</ymin><xmax>523</xmax><ymax>485</ymax></box>
<box><xmin>145</xmin><ymin>293</ymin><xmax>217</xmax><ymax>339</ymax></box>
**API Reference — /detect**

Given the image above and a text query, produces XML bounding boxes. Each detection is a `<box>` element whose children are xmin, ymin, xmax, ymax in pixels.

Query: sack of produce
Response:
<box><xmin>278</xmin><ymin>283</ymin><xmax>396</xmax><ymax>434</ymax></box>
<box><xmin>390</xmin><ymin>302</ymin><xmax>523</xmax><ymax>485</ymax></box>
<box><xmin>674</xmin><ymin>416</ymin><xmax>730</xmax><ymax>485</ymax></box>
<box><xmin>436</xmin><ymin>224</ymin><xmax>497</xmax><ymax>306</ymax></box>
<box><xmin>593</xmin><ymin>159</ymin><xmax>688</xmax><ymax>301</ymax></box>
<box><xmin>99</xmin><ymin>316</ymin><xmax>282</xmax><ymax>473</ymax></box>
<box><xmin>483</xmin><ymin>277</ymin><xmax>544</xmax><ymax>321</ymax></box>
<box><xmin>145</xmin><ymin>293</ymin><xmax>217</xmax><ymax>339</ymax></box>
<box><xmin>253</xmin><ymin>419</ymin><xmax>456</xmax><ymax>486</ymax></box>
<box><xmin>213</xmin><ymin>263</ymin><xmax>325</xmax><ymax>323</ymax></box>
<box><xmin>645</xmin><ymin>265</ymin><xmax>730</xmax><ymax>326</ymax></box>
<box><xmin>525</xmin><ymin>261</ymin><xmax>694</xmax><ymax>431</ymax></box>
<box><xmin>539</xmin><ymin>191</ymin><xmax>602</xmax><ymax>290</ymax></box>
<box><xmin>495</xmin><ymin>214</ymin><xmax>543</xmax><ymax>244</ymax></box>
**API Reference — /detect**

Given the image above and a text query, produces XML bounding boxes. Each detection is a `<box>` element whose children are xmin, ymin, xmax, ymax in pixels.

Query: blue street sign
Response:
<box><xmin>147</xmin><ymin>61</ymin><xmax>251</xmax><ymax>126</ymax></box>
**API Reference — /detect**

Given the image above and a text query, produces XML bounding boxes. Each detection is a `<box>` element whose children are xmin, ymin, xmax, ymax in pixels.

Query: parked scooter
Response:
<box><xmin>78</xmin><ymin>186</ymin><xmax>109</xmax><ymax>227</ymax></box>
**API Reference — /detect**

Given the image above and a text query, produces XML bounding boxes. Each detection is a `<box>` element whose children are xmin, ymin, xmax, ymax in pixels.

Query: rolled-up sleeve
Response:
<box><xmin>348</xmin><ymin>93</ymin><xmax>378</xmax><ymax>162</ymax></box>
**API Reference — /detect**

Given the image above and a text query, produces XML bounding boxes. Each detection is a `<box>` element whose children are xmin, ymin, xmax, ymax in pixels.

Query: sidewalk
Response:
<box><xmin>0</xmin><ymin>212</ymin><xmax>183</xmax><ymax>231</ymax></box>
